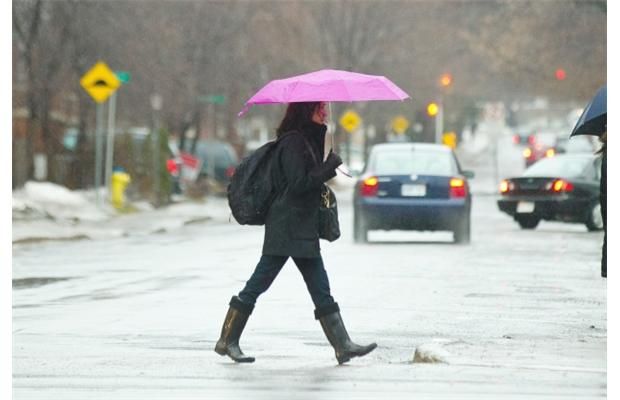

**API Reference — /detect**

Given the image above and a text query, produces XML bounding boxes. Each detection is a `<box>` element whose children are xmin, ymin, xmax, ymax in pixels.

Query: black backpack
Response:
<box><xmin>227</xmin><ymin>132</ymin><xmax>293</xmax><ymax>225</ymax></box>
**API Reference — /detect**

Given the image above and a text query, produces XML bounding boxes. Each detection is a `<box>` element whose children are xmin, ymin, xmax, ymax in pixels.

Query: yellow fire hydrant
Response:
<box><xmin>111</xmin><ymin>168</ymin><xmax>131</xmax><ymax>210</ymax></box>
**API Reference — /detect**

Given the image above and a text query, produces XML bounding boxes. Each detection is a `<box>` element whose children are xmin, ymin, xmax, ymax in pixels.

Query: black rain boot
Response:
<box><xmin>316</xmin><ymin>303</ymin><xmax>377</xmax><ymax>364</ymax></box>
<box><xmin>214</xmin><ymin>296</ymin><xmax>255</xmax><ymax>363</ymax></box>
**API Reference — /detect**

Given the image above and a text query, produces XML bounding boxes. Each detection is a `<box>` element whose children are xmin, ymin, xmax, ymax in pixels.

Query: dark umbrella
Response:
<box><xmin>570</xmin><ymin>85</ymin><xmax>606</xmax><ymax>137</ymax></box>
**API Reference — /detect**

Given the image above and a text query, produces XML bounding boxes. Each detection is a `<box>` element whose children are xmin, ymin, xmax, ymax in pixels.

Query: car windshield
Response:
<box><xmin>523</xmin><ymin>156</ymin><xmax>592</xmax><ymax>178</ymax></box>
<box><xmin>194</xmin><ymin>142</ymin><xmax>237</xmax><ymax>167</ymax></box>
<box><xmin>372</xmin><ymin>149</ymin><xmax>457</xmax><ymax>176</ymax></box>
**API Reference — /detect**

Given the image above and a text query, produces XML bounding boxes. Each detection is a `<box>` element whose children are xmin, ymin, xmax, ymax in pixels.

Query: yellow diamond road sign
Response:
<box><xmin>391</xmin><ymin>115</ymin><xmax>410</xmax><ymax>135</ymax></box>
<box><xmin>339</xmin><ymin>110</ymin><xmax>362</xmax><ymax>133</ymax></box>
<box><xmin>442</xmin><ymin>132</ymin><xmax>457</xmax><ymax>149</ymax></box>
<box><xmin>80</xmin><ymin>61</ymin><xmax>121</xmax><ymax>103</ymax></box>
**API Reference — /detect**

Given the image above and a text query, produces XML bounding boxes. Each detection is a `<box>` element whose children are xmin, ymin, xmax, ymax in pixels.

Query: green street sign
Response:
<box><xmin>115</xmin><ymin>71</ymin><xmax>131</xmax><ymax>83</ymax></box>
<box><xmin>198</xmin><ymin>94</ymin><xmax>226</xmax><ymax>105</ymax></box>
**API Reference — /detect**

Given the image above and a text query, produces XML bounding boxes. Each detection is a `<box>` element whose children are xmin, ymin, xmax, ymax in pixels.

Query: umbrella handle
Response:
<box><xmin>328</xmin><ymin>102</ymin><xmax>334</xmax><ymax>155</ymax></box>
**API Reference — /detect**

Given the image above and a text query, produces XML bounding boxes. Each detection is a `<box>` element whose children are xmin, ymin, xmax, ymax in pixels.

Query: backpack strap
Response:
<box><xmin>274</xmin><ymin>130</ymin><xmax>323</xmax><ymax>199</ymax></box>
<box><xmin>277</xmin><ymin>130</ymin><xmax>320</xmax><ymax>165</ymax></box>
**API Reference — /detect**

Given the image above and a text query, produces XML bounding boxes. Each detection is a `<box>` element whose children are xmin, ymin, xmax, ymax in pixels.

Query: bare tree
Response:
<box><xmin>13</xmin><ymin>0</ymin><xmax>43</xmax><ymax>183</ymax></box>
<box><xmin>12</xmin><ymin>0</ymin><xmax>606</xmax><ymax>190</ymax></box>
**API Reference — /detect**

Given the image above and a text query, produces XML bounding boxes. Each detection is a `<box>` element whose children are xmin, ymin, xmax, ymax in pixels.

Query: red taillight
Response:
<box><xmin>360</xmin><ymin>176</ymin><xmax>379</xmax><ymax>197</ymax></box>
<box><xmin>512</xmin><ymin>135</ymin><xmax>520</xmax><ymax>144</ymax></box>
<box><xmin>449</xmin><ymin>177</ymin><xmax>467</xmax><ymax>198</ymax></box>
<box><xmin>550</xmin><ymin>179</ymin><xmax>574</xmax><ymax>193</ymax></box>
<box><xmin>528</xmin><ymin>135</ymin><xmax>536</xmax><ymax>145</ymax></box>
<box><xmin>226</xmin><ymin>166</ymin><xmax>236</xmax><ymax>178</ymax></box>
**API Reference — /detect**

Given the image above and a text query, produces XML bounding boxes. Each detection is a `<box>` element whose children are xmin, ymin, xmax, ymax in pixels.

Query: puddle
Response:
<box><xmin>515</xmin><ymin>286</ymin><xmax>571</xmax><ymax>294</ymax></box>
<box><xmin>12</xmin><ymin>277</ymin><xmax>75</xmax><ymax>289</ymax></box>
<box><xmin>184</xmin><ymin>216</ymin><xmax>211</xmax><ymax>226</ymax></box>
<box><xmin>13</xmin><ymin>234</ymin><xmax>90</xmax><ymax>245</ymax></box>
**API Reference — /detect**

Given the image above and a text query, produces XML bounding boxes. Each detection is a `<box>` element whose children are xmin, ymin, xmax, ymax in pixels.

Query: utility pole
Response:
<box><xmin>150</xmin><ymin>94</ymin><xmax>163</xmax><ymax>207</ymax></box>
<box><xmin>436</xmin><ymin>95</ymin><xmax>444</xmax><ymax>144</ymax></box>
<box><xmin>437</xmin><ymin>73</ymin><xmax>453</xmax><ymax>144</ymax></box>
<box><xmin>104</xmin><ymin>92</ymin><xmax>117</xmax><ymax>196</ymax></box>
<box><xmin>94</xmin><ymin>103</ymin><xmax>105</xmax><ymax>207</ymax></box>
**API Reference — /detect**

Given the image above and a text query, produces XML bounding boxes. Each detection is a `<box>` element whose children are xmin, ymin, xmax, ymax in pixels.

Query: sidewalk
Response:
<box><xmin>12</xmin><ymin>182</ymin><xmax>229</xmax><ymax>244</ymax></box>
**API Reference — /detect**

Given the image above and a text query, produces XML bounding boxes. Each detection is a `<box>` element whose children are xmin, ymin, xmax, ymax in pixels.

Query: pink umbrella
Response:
<box><xmin>238</xmin><ymin>69</ymin><xmax>410</xmax><ymax>116</ymax></box>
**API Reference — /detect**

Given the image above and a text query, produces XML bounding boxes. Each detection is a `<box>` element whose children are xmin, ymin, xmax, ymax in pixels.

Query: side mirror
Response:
<box><xmin>462</xmin><ymin>170</ymin><xmax>475</xmax><ymax>179</ymax></box>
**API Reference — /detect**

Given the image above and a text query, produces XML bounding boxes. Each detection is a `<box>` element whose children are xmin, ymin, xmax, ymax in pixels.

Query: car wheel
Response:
<box><xmin>353</xmin><ymin>209</ymin><xmax>368</xmax><ymax>243</ymax></box>
<box><xmin>515</xmin><ymin>215</ymin><xmax>540</xmax><ymax>229</ymax></box>
<box><xmin>454</xmin><ymin>214</ymin><xmax>471</xmax><ymax>244</ymax></box>
<box><xmin>585</xmin><ymin>202</ymin><xmax>604</xmax><ymax>232</ymax></box>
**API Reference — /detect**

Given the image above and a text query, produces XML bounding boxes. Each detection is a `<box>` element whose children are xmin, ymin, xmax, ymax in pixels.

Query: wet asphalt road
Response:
<box><xmin>12</xmin><ymin>190</ymin><xmax>606</xmax><ymax>399</ymax></box>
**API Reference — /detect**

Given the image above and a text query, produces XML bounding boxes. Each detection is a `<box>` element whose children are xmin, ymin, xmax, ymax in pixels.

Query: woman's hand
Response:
<box><xmin>325</xmin><ymin>151</ymin><xmax>343</xmax><ymax>169</ymax></box>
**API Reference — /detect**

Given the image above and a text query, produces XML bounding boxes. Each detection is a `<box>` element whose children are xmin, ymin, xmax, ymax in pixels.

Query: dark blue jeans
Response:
<box><xmin>238</xmin><ymin>255</ymin><xmax>335</xmax><ymax>309</ymax></box>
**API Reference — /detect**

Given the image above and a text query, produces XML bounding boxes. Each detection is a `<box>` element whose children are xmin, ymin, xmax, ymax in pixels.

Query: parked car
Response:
<box><xmin>186</xmin><ymin>140</ymin><xmax>239</xmax><ymax>184</ymax></box>
<box><xmin>497</xmin><ymin>153</ymin><xmax>603</xmax><ymax>231</ymax></box>
<box><xmin>353</xmin><ymin>143</ymin><xmax>474</xmax><ymax>244</ymax></box>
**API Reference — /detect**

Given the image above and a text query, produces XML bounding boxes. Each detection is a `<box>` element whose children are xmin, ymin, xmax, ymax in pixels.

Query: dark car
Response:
<box><xmin>497</xmin><ymin>153</ymin><xmax>603</xmax><ymax>231</ymax></box>
<box><xmin>522</xmin><ymin>132</ymin><xmax>558</xmax><ymax>167</ymax></box>
<box><xmin>512</xmin><ymin>128</ymin><xmax>536</xmax><ymax>146</ymax></box>
<box><xmin>353</xmin><ymin>143</ymin><xmax>474</xmax><ymax>244</ymax></box>
<box><xmin>188</xmin><ymin>140</ymin><xmax>239</xmax><ymax>184</ymax></box>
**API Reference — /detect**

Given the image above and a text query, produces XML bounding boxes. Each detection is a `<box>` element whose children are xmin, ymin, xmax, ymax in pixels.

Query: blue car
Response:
<box><xmin>353</xmin><ymin>143</ymin><xmax>474</xmax><ymax>244</ymax></box>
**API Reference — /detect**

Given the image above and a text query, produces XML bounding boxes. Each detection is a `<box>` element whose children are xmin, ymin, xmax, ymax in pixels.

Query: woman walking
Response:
<box><xmin>214</xmin><ymin>101</ymin><xmax>377</xmax><ymax>364</ymax></box>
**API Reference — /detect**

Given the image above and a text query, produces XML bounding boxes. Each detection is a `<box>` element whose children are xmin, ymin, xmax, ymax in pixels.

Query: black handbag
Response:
<box><xmin>319</xmin><ymin>184</ymin><xmax>341</xmax><ymax>242</ymax></box>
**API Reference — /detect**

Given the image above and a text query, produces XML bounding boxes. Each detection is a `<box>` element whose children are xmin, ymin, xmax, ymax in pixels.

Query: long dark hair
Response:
<box><xmin>276</xmin><ymin>102</ymin><xmax>320</xmax><ymax>138</ymax></box>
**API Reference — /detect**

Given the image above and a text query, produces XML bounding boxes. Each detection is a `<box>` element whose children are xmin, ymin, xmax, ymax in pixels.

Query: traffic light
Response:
<box><xmin>555</xmin><ymin>68</ymin><xmax>566</xmax><ymax>81</ymax></box>
<box><xmin>439</xmin><ymin>73</ymin><xmax>453</xmax><ymax>87</ymax></box>
<box><xmin>427</xmin><ymin>102</ymin><xmax>439</xmax><ymax>117</ymax></box>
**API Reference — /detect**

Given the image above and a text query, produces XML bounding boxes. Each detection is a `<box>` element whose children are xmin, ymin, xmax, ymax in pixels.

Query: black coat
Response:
<box><xmin>262</xmin><ymin>122</ymin><xmax>338</xmax><ymax>258</ymax></box>
<box><xmin>600</xmin><ymin>148</ymin><xmax>606</xmax><ymax>224</ymax></box>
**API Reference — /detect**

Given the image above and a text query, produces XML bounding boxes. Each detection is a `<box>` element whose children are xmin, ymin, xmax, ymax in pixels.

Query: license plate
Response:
<box><xmin>401</xmin><ymin>184</ymin><xmax>426</xmax><ymax>197</ymax></box>
<box><xmin>516</xmin><ymin>201</ymin><xmax>535</xmax><ymax>213</ymax></box>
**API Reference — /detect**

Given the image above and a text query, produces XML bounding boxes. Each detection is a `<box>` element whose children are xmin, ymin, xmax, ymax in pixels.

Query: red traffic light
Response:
<box><xmin>555</xmin><ymin>68</ymin><xmax>566</xmax><ymax>81</ymax></box>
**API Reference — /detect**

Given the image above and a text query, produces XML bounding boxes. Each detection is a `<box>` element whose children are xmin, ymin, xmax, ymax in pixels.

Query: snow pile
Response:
<box><xmin>12</xmin><ymin>182</ymin><xmax>224</xmax><ymax>244</ymax></box>
<box><xmin>412</xmin><ymin>344</ymin><xmax>451</xmax><ymax>364</ymax></box>
<box><xmin>13</xmin><ymin>181</ymin><xmax>109</xmax><ymax>222</ymax></box>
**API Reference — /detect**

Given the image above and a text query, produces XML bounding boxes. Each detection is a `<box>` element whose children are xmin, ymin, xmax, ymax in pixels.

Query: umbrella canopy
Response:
<box><xmin>238</xmin><ymin>69</ymin><xmax>410</xmax><ymax>116</ymax></box>
<box><xmin>570</xmin><ymin>85</ymin><xmax>606</xmax><ymax>137</ymax></box>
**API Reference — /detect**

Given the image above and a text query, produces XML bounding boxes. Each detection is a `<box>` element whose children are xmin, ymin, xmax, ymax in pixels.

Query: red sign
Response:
<box><xmin>180</xmin><ymin>152</ymin><xmax>200</xmax><ymax>169</ymax></box>
<box><xmin>178</xmin><ymin>152</ymin><xmax>201</xmax><ymax>182</ymax></box>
